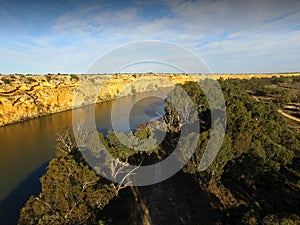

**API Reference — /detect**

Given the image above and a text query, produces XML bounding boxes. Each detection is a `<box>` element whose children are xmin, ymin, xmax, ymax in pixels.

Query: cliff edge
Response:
<box><xmin>0</xmin><ymin>73</ymin><xmax>298</xmax><ymax>126</ymax></box>
<box><xmin>0</xmin><ymin>74</ymin><xmax>193</xmax><ymax>126</ymax></box>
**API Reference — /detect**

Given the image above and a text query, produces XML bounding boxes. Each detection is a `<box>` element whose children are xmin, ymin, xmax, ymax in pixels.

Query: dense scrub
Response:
<box><xmin>18</xmin><ymin>76</ymin><xmax>300</xmax><ymax>225</ymax></box>
<box><xmin>181</xmin><ymin>78</ymin><xmax>300</xmax><ymax>224</ymax></box>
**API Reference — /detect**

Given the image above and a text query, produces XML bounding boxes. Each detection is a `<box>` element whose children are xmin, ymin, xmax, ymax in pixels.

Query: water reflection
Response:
<box><xmin>0</xmin><ymin>88</ymin><xmax>171</xmax><ymax>201</ymax></box>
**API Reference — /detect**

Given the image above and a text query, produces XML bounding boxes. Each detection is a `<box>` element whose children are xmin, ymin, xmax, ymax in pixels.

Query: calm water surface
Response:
<box><xmin>0</xmin><ymin>88</ymin><xmax>171</xmax><ymax>224</ymax></box>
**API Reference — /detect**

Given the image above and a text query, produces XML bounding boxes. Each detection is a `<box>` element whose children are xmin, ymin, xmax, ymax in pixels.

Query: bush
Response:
<box><xmin>1</xmin><ymin>77</ymin><xmax>11</xmax><ymax>84</ymax></box>
<box><xmin>45</xmin><ymin>75</ymin><xmax>51</xmax><ymax>82</ymax></box>
<box><xmin>70</xmin><ymin>74</ymin><xmax>79</xmax><ymax>81</ymax></box>
<box><xmin>26</xmin><ymin>77</ymin><xmax>37</xmax><ymax>83</ymax></box>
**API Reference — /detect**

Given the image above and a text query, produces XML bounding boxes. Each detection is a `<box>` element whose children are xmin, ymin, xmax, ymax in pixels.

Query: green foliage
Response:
<box><xmin>18</xmin><ymin>127</ymin><xmax>117</xmax><ymax>225</ymax></box>
<box><xmin>262</xmin><ymin>214</ymin><xmax>300</xmax><ymax>225</ymax></box>
<box><xmin>70</xmin><ymin>74</ymin><xmax>79</xmax><ymax>81</ymax></box>
<box><xmin>177</xmin><ymin>78</ymin><xmax>300</xmax><ymax>223</ymax></box>
<box><xmin>18</xmin><ymin>76</ymin><xmax>300</xmax><ymax>225</ymax></box>
<box><xmin>19</xmin><ymin>156</ymin><xmax>115</xmax><ymax>225</ymax></box>
<box><xmin>26</xmin><ymin>77</ymin><xmax>37</xmax><ymax>83</ymax></box>
<box><xmin>101</xmin><ymin>130</ymin><xmax>135</xmax><ymax>160</ymax></box>
<box><xmin>1</xmin><ymin>77</ymin><xmax>11</xmax><ymax>84</ymax></box>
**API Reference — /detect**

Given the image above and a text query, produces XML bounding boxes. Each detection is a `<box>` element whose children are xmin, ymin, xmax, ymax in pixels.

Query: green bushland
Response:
<box><xmin>18</xmin><ymin>76</ymin><xmax>300</xmax><ymax>225</ymax></box>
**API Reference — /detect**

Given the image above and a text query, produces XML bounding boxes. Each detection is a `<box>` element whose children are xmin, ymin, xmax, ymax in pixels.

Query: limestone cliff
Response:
<box><xmin>0</xmin><ymin>74</ymin><xmax>193</xmax><ymax>126</ymax></box>
<box><xmin>0</xmin><ymin>73</ymin><xmax>298</xmax><ymax>127</ymax></box>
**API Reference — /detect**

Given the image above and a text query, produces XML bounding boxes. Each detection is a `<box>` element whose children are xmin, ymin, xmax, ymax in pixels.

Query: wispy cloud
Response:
<box><xmin>0</xmin><ymin>0</ymin><xmax>299</xmax><ymax>73</ymax></box>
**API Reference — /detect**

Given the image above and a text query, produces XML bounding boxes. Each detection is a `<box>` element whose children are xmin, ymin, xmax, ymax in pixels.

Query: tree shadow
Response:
<box><xmin>100</xmin><ymin>171</ymin><xmax>222</xmax><ymax>225</ymax></box>
<box><xmin>222</xmin><ymin>158</ymin><xmax>300</xmax><ymax>222</ymax></box>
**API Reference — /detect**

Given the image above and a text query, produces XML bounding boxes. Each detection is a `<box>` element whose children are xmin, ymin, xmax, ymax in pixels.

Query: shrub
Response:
<box><xmin>70</xmin><ymin>74</ymin><xmax>79</xmax><ymax>81</ymax></box>
<box><xmin>46</xmin><ymin>75</ymin><xmax>51</xmax><ymax>82</ymax></box>
<box><xmin>1</xmin><ymin>77</ymin><xmax>11</xmax><ymax>84</ymax></box>
<box><xmin>26</xmin><ymin>77</ymin><xmax>37</xmax><ymax>83</ymax></box>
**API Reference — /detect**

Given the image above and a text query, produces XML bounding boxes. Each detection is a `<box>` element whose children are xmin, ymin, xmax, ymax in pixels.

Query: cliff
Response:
<box><xmin>0</xmin><ymin>74</ymin><xmax>193</xmax><ymax>127</ymax></box>
<box><xmin>0</xmin><ymin>73</ymin><xmax>298</xmax><ymax>126</ymax></box>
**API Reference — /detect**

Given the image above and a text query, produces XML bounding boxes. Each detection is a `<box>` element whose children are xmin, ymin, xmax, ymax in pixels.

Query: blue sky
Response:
<box><xmin>0</xmin><ymin>0</ymin><xmax>299</xmax><ymax>74</ymax></box>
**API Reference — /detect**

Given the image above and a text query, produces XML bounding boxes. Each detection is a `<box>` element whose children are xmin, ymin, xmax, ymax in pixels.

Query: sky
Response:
<box><xmin>0</xmin><ymin>0</ymin><xmax>299</xmax><ymax>74</ymax></box>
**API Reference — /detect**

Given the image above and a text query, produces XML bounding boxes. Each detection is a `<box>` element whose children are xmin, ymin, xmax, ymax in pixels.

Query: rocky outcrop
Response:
<box><xmin>0</xmin><ymin>73</ymin><xmax>298</xmax><ymax>126</ymax></box>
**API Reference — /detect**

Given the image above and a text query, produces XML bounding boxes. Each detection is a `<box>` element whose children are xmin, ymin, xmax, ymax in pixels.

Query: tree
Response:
<box><xmin>18</xmin><ymin>128</ymin><xmax>117</xmax><ymax>225</ymax></box>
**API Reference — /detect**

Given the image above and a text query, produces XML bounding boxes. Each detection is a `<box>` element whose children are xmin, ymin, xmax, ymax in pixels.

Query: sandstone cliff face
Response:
<box><xmin>0</xmin><ymin>74</ymin><xmax>193</xmax><ymax>126</ymax></box>
<box><xmin>0</xmin><ymin>73</ymin><xmax>298</xmax><ymax>127</ymax></box>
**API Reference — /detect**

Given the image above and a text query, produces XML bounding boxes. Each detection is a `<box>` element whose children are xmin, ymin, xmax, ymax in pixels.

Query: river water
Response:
<box><xmin>0</xmin><ymin>88</ymin><xmax>172</xmax><ymax>224</ymax></box>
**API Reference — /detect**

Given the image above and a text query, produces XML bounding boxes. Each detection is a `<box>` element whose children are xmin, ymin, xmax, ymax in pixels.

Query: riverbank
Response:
<box><xmin>0</xmin><ymin>88</ymin><xmax>171</xmax><ymax>224</ymax></box>
<box><xmin>1</xmin><ymin>73</ymin><xmax>299</xmax><ymax>127</ymax></box>
<box><xmin>0</xmin><ymin>74</ymin><xmax>192</xmax><ymax>127</ymax></box>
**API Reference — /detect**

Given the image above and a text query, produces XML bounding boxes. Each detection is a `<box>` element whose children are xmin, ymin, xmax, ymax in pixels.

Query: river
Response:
<box><xmin>0</xmin><ymin>88</ymin><xmax>172</xmax><ymax>224</ymax></box>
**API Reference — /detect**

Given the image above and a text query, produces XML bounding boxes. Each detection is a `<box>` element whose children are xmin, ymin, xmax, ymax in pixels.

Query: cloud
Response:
<box><xmin>0</xmin><ymin>0</ymin><xmax>299</xmax><ymax>73</ymax></box>
<box><xmin>198</xmin><ymin>29</ymin><xmax>300</xmax><ymax>72</ymax></box>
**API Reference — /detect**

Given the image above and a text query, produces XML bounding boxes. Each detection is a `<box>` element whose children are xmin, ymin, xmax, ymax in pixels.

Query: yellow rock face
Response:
<box><xmin>0</xmin><ymin>73</ymin><xmax>298</xmax><ymax>126</ymax></box>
